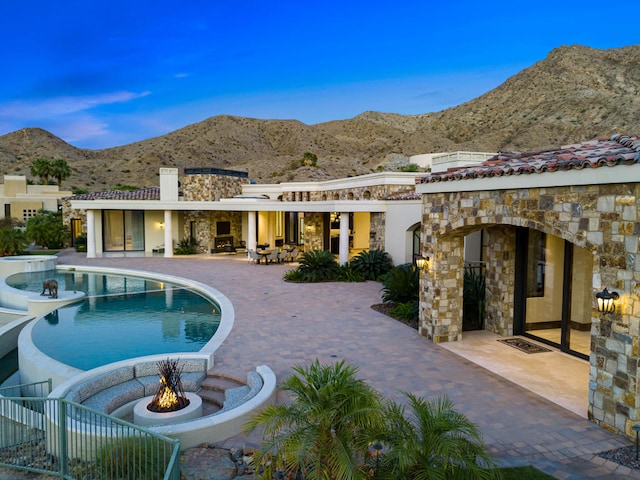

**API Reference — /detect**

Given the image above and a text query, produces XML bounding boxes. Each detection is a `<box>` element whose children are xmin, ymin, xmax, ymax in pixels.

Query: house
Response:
<box><xmin>63</xmin><ymin>168</ymin><xmax>424</xmax><ymax>265</ymax></box>
<box><xmin>0</xmin><ymin>175</ymin><xmax>72</xmax><ymax>223</ymax></box>
<box><xmin>415</xmin><ymin>134</ymin><xmax>640</xmax><ymax>439</ymax></box>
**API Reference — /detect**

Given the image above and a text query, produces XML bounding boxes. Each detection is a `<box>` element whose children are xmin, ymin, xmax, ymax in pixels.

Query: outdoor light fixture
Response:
<box><xmin>415</xmin><ymin>256</ymin><xmax>430</xmax><ymax>270</ymax></box>
<box><xmin>159</xmin><ymin>222</ymin><xmax>165</xmax><ymax>229</ymax></box>
<box><xmin>596</xmin><ymin>288</ymin><xmax>619</xmax><ymax>314</ymax></box>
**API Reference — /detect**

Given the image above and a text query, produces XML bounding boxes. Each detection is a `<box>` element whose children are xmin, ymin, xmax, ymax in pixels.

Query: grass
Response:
<box><xmin>500</xmin><ymin>465</ymin><xmax>556</xmax><ymax>479</ymax></box>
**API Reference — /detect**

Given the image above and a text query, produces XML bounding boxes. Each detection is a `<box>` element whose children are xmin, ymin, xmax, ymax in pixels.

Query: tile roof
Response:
<box><xmin>386</xmin><ymin>190</ymin><xmax>421</xmax><ymax>201</ymax></box>
<box><xmin>66</xmin><ymin>187</ymin><xmax>160</xmax><ymax>201</ymax></box>
<box><xmin>418</xmin><ymin>134</ymin><xmax>640</xmax><ymax>184</ymax></box>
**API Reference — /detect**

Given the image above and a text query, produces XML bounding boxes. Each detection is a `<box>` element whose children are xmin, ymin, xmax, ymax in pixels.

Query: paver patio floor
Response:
<box><xmin>47</xmin><ymin>251</ymin><xmax>637</xmax><ymax>479</ymax></box>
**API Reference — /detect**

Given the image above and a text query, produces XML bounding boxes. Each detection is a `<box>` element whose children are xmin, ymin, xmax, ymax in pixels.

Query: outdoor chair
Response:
<box><xmin>266</xmin><ymin>250</ymin><xmax>280</xmax><ymax>264</ymax></box>
<box><xmin>248</xmin><ymin>249</ymin><xmax>261</xmax><ymax>264</ymax></box>
<box><xmin>277</xmin><ymin>250</ymin><xmax>289</xmax><ymax>263</ymax></box>
<box><xmin>289</xmin><ymin>247</ymin><xmax>299</xmax><ymax>262</ymax></box>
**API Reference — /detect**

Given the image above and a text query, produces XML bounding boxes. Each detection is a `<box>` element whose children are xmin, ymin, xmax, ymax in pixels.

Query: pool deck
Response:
<box><xmin>51</xmin><ymin>250</ymin><xmax>638</xmax><ymax>479</ymax></box>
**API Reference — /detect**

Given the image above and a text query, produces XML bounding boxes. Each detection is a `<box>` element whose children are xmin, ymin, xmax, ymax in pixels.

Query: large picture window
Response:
<box><xmin>103</xmin><ymin>210</ymin><xmax>145</xmax><ymax>251</ymax></box>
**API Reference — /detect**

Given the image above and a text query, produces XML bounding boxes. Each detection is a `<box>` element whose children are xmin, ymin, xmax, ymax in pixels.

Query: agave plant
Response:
<box><xmin>297</xmin><ymin>249</ymin><xmax>340</xmax><ymax>282</ymax></box>
<box><xmin>381</xmin><ymin>263</ymin><xmax>419</xmax><ymax>304</ymax></box>
<box><xmin>350</xmin><ymin>249</ymin><xmax>393</xmax><ymax>280</ymax></box>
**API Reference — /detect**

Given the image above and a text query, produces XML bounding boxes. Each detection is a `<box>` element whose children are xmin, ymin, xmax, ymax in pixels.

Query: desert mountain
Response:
<box><xmin>0</xmin><ymin>44</ymin><xmax>638</xmax><ymax>192</ymax></box>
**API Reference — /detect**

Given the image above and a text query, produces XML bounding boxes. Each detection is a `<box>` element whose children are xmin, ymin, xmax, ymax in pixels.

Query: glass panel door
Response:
<box><xmin>517</xmin><ymin>228</ymin><xmax>591</xmax><ymax>359</ymax></box>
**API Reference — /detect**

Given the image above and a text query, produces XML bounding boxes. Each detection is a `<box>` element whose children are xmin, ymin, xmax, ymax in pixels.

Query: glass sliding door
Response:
<box><xmin>515</xmin><ymin>228</ymin><xmax>591</xmax><ymax>359</ymax></box>
<box><xmin>103</xmin><ymin>210</ymin><xmax>145</xmax><ymax>252</ymax></box>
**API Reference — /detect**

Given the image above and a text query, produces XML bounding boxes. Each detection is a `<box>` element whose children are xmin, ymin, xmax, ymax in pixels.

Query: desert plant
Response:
<box><xmin>390</xmin><ymin>300</ymin><xmax>419</xmax><ymax>324</ymax></box>
<box><xmin>338</xmin><ymin>263</ymin><xmax>366</xmax><ymax>282</ymax></box>
<box><xmin>96</xmin><ymin>437</ymin><xmax>173</xmax><ymax>480</ymax></box>
<box><xmin>296</xmin><ymin>249</ymin><xmax>340</xmax><ymax>282</ymax></box>
<box><xmin>381</xmin><ymin>263</ymin><xmax>419</xmax><ymax>304</ymax></box>
<box><xmin>282</xmin><ymin>268</ymin><xmax>305</xmax><ymax>282</ymax></box>
<box><xmin>50</xmin><ymin>158</ymin><xmax>71</xmax><ymax>187</ymax></box>
<box><xmin>25</xmin><ymin>209</ymin><xmax>68</xmax><ymax>249</ymax></box>
<box><xmin>174</xmin><ymin>237</ymin><xmax>198</xmax><ymax>255</ymax></box>
<box><xmin>376</xmin><ymin>393</ymin><xmax>500</xmax><ymax>479</ymax></box>
<box><xmin>245</xmin><ymin>360</ymin><xmax>385</xmax><ymax>480</ymax></box>
<box><xmin>0</xmin><ymin>228</ymin><xmax>27</xmax><ymax>256</ymax></box>
<box><xmin>350</xmin><ymin>249</ymin><xmax>393</xmax><ymax>280</ymax></box>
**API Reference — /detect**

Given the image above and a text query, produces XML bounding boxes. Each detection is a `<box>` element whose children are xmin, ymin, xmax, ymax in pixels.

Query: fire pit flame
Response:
<box><xmin>147</xmin><ymin>359</ymin><xmax>190</xmax><ymax>413</ymax></box>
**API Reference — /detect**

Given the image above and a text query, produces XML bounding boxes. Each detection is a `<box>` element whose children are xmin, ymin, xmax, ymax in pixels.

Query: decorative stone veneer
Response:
<box><xmin>183</xmin><ymin>211</ymin><xmax>211</xmax><ymax>253</ymax></box>
<box><xmin>283</xmin><ymin>186</ymin><xmax>413</xmax><ymax>202</ymax></box>
<box><xmin>61</xmin><ymin>199</ymin><xmax>87</xmax><ymax>233</ymax></box>
<box><xmin>302</xmin><ymin>213</ymin><xmax>325</xmax><ymax>252</ymax></box>
<box><xmin>369</xmin><ymin>212</ymin><xmax>385</xmax><ymax>251</ymax></box>
<box><xmin>182</xmin><ymin>174</ymin><xmax>247</xmax><ymax>201</ymax></box>
<box><xmin>420</xmin><ymin>183</ymin><xmax>640</xmax><ymax>439</ymax></box>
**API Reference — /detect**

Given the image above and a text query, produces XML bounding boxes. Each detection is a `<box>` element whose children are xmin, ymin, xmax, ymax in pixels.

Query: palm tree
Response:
<box><xmin>244</xmin><ymin>360</ymin><xmax>385</xmax><ymax>480</ymax></box>
<box><xmin>51</xmin><ymin>158</ymin><xmax>71</xmax><ymax>187</ymax></box>
<box><xmin>376</xmin><ymin>393</ymin><xmax>500</xmax><ymax>479</ymax></box>
<box><xmin>30</xmin><ymin>157</ymin><xmax>53</xmax><ymax>185</ymax></box>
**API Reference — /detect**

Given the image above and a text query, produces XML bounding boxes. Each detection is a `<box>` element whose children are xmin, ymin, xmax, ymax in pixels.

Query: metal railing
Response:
<box><xmin>0</xmin><ymin>391</ymin><xmax>180</xmax><ymax>479</ymax></box>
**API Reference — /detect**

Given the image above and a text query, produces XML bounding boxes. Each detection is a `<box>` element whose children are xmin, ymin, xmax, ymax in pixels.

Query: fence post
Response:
<box><xmin>57</xmin><ymin>399</ymin><xmax>67</xmax><ymax>478</ymax></box>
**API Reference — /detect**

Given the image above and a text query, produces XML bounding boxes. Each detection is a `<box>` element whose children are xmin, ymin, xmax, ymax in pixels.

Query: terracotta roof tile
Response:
<box><xmin>418</xmin><ymin>134</ymin><xmax>640</xmax><ymax>184</ymax></box>
<box><xmin>66</xmin><ymin>187</ymin><xmax>160</xmax><ymax>201</ymax></box>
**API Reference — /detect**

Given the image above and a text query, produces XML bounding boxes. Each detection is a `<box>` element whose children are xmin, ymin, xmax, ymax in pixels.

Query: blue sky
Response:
<box><xmin>0</xmin><ymin>1</ymin><xmax>637</xmax><ymax>149</ymax></box>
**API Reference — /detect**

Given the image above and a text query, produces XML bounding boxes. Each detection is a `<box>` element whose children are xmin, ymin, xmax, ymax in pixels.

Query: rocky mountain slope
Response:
<box><xmin>0</xmin><ymin>44</ymin><xmax>638</xmax><ymax>192</ymax></box>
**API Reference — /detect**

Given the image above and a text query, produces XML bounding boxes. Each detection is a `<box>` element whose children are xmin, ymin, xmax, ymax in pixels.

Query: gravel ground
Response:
<box><xmin>599</xmin><ymin>445</ymin><xmax>640</xmax><ymax>470</ymax></box>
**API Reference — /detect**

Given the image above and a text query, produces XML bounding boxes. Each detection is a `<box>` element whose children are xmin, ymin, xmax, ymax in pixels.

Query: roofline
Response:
<box><xmin>415</xmin><ymin>163</ymin><xmax>640</xmax><ymax>194</ymax></box>
<box><xmin>68</xmin><ymin>198</ymin><xmax>422</xmax><ymax>213</ymax></box>
<box><xmin>243</xmin><ymin>171</ymin><xmax>422</xmax><ymax>194</ymax></box>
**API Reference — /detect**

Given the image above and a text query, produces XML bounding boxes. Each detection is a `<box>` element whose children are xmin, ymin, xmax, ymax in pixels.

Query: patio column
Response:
<box><xmin>339</xmin><ymin>212</ymin><xmax>349</xmax><ymax>265</ymax></box>
<box><xmin>86</xmin><ymin>209</ymin><xmax>96</xmax><ymax>258</ymax></box>
<box><xmin>247</xmin><ymin>211</ymin><xmax>257</xmax><ymax>260</ymax></box>
<box><xmin>163</xmin><ymin>210</ymin><xmax>173</xmax><ymax>257</ymax></box>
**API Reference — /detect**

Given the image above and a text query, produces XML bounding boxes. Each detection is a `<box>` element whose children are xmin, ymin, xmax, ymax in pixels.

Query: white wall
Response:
<box><xmin>384</xmin><ymin>201</ymin><xmax>422</xmax><ymax>265</ymax></box>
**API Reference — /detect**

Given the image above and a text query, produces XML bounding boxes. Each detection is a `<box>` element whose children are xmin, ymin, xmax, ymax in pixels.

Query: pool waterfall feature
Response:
<box><xmin>0</xmin><ymin>255</ymin><xmax>276</xmax><ymax>451</ymax></box>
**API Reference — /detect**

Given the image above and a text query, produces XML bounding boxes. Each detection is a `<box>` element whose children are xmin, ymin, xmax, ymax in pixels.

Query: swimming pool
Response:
<box><xmin>9</xmin><ymin>270</ymin><xmax>221</xmax><ymax>371</ymax></box>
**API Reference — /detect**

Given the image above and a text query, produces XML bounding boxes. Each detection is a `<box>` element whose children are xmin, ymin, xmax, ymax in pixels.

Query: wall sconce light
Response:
<box><xmin>159</xmin><ymin>222</ymin><xmax>165</xmax><ymax>229</ymax></box>
<box><xmin>596</xmin><ymin>288</ymin><xmax>619</xmax><ymax>314</ymax></box>
<box><xmin>415</xmin><ymin>256</ymin><xmax>430</xmax><ymax>270</ymax></box>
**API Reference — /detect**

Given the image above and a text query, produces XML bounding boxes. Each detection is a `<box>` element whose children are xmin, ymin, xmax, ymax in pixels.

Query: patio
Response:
<box><xmin>49</xmin><ymin>250</ymin><xmax>636</xmax><ymax>479</ymax></box>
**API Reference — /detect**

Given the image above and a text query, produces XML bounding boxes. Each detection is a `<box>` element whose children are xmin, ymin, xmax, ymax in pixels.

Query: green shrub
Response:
<box><xmin>96</xmin><ymin>437</ymin><xmax>172</xmax><ymax>480</ymax></box>
<box><xmin>350</xmin><ymin>249</ymin><xmax>393</xmax><ymax>280</ymax></box>
<box><xmin>337</xmin><ymin>263</ymin><xmax>365</xmax><ymax>282</ymax></box>
<box><xmin>297</xmin><ymin>249</ymin><xmax>340</xmax><ymax>282</ymax></box>
<box><xmin>390</xmin><ymin>300</ymin><xmax>419</xmax><ymax>323</ymax></box>
<box><xmin>381</xmin><ymin>263</ymin><xmax>419</xmax><ymax>304</ymax></box>
<box><xmin>0</xmin><ymin>228</ymin><xmax>26</xmax><ymax>256</ymax></box>
<box><xmin>25</xmin><ymin>209</ymin><xmax>68</xmax><ymax>249</ymax></box>
<box><xmin>283</xmin><ymin>268</ymin><xmax>304</xmax><ymax>282</ymax></box>
<box><xmin>174</xmin><ymin>237</ymin><xmax>198</xmax><ymax>255</ymax></box>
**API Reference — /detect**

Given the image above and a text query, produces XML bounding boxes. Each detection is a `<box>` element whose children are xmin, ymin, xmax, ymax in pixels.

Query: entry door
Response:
<box><xmin>514</xmin><ymin>228</ymin><xmax>591</xmax><ymax>359</ymax></box>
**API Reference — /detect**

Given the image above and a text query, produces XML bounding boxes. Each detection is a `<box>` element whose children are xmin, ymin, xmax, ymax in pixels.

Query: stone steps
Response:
<box><xmin>198</xmin><ymin>371</ymin><xmax>247</xmax><ymax>415</ymax></box>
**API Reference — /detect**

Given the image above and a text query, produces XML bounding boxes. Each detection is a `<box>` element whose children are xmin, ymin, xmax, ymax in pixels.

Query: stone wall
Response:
<box><xmin>369</xmin><ymin>212</ymin><xmax>385</xmax><ymax>252</ymax></box>
<box><xmin>182</xmin><ymin>174</ymin><xmax>247</xmax><ymax>201</ymax></box>
<box><xmin>483</xmin><ymin>226</ymin><xmax>515</xmax><ymax>337</ymax></box>
<box><xmin>183</xmin><ymin>211</ymin><xmax>211</xmax><ymax>253</ymax></box>
<box><xmin>283</xmin><ymin>185</ymin><xmax>413</xmax><ymax>202</ymax></box>
<box><xmin>302</xmin><ymin>213</ymin><xmax>325</xmax><ymax>252</ymax></box>
<box><xmin>420</xmin><ymin>183</ymin><xmax>640</xmax><ymax>439</ymax></box>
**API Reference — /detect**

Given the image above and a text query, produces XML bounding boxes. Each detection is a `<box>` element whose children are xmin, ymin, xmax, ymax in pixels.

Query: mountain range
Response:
<box><xmin>0</xmin><ymin>44</ymin><xmax>638</xmax><ymax>192</ymax></box>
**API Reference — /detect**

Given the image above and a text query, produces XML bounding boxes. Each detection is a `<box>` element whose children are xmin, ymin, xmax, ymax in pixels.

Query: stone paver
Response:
<box><xmin>4</xmin><ymin>251</ymin><xmax>634</xmax><ymax>479</ymax></box>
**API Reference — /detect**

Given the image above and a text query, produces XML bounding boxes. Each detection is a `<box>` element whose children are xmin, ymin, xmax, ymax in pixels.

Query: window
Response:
<box><xmin>103</xmin><ymin>210</ymin><xmax>145</xmax><ymax>251</ymax></box>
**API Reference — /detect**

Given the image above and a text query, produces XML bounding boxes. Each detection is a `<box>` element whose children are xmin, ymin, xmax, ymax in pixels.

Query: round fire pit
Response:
<box><xmin>133</xmin><ymin>392</ymin><xmax>203</xmax><ymax>427</ymax></box>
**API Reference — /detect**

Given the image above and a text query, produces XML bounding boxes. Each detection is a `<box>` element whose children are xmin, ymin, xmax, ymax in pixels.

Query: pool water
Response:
<box><xmin>9</xmin><ymin>270</ymin><xmax>221</xmax><ymax>371</ymax></box>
